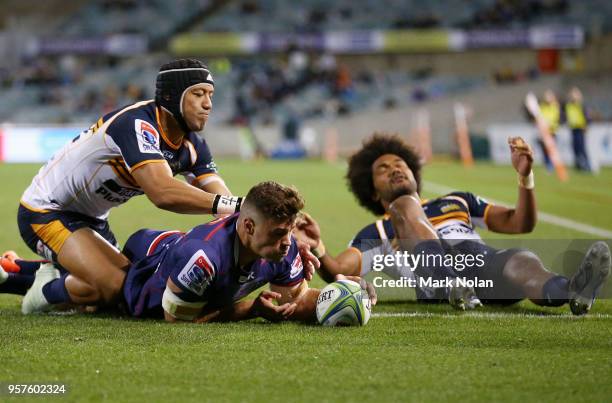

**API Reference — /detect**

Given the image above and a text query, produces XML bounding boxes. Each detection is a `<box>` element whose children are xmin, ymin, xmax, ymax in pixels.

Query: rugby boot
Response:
<box><xmin>0</xmin><ymin>250</ymin><xmax>21</xmax><ymax>273</ymax></box>
<box><xmin>569</xmin><ymin>241</ymin><xmax>611</xmax><ymax>316</ymax></box>
<box><xmin>448</xmin><ymin>278</ymin><xmax>482</xmax><ymax>311</ymax></box>
<box><xmin>21</xmin><ymin>263</ymin><xmax>60</xmax><ymax>314</ymax></box>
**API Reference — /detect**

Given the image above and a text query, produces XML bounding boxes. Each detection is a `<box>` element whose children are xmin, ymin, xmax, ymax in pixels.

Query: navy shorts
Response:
<box><xmin>449</xmin><ymin>240</ymin><xmax>526</xmax><ymax>305</ymax></box>
<box><xmin>17</xmin><ymin>203</ymin><xmax>118</xmax><ymax>262</ymax></box>
<box><xmin>122</xmin><ymin>229</ymin><xmax>183</xmax><ymax>318</ymax></box>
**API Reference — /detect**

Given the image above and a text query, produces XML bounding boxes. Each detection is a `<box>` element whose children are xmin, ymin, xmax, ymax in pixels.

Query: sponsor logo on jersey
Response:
<box><xmin>36</xmin><ymin>240</ymin><xmax>54</xmax><ymax>261</ymax></box>
<box><xmin>95</xmin><ymin>180</ymin><xmax>143</xmax><ymax>204</ymax></box>
<box><xmin>205</xmin><ymin>161</ymin><xmax>218</xmax><ymax>172</ymax></box>
<box><xmin>238</xmin><ymin>271</ymin><xmax>256</xmax><ymax>284</ymax></box>
<box><xmin>476</xmin><ymin>196</ymin><xmax>488</xmax><ymax>206</ymax></box>
<box><xmin>290</xmin><ymin>253</ymin><xmax>303</xmax><ymax>278</ymax></box>
<box><xmin>177</xmin><ymin>250</ymin><xmax>215</xmax><ymax>296</ymax></box>
<box><xmin>437</xmin><ymin>222</ymin><xmax>482</xmax><ymax>241</ymax></box>
<box><xmin>135</xmin><ymin>119</ymin><xmax>161</xmax><ymax>154</ymax></box>
<box><xmin>440</xmin><ymin>203</ymin><xmax>461</xmax><ymax>213</ymax></box>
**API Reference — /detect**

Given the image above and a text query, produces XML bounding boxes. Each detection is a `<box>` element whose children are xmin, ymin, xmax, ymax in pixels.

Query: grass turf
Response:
<box><xmin>1</xmin><ymin>160</ymin><xmax>611</xmax><ymax>402</ymax></box>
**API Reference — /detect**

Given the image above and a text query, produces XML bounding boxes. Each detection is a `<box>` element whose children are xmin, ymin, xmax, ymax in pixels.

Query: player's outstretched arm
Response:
<box><xmin>162</xmin><ymin>278</ymin><xmax>279</xmax><ymax>324</ymax></box>
<box><xmin>294</xmin><ymin>213</ymin><xmax>361</xmax><ymax>282</ymax></box>
<box><xmin>194</xmin><ymin>299</ymin><xmax>257</xmax><ymax>323</ymax></box>
<box><xmin>132</xmin><ymin>162</ymin><xmax>241</xmax><ymax>215</ymax></box>
<box><xmin>270</xmin><ymin>281</ymin><xmax>319</xmax><ymax>323</ymax></box>
<box><xmin>162</xmin><ymin>277</ymin><xmax>206</xmax><ymax>323</ymax></box>
<box><xmin>270</xmin><ymin>276</ymin><xmax>377</xmax><ymax>324</ymax></box>
<box><xmin>317</xmin><ymin>250</ymin><xmax>361</xmax><ymax>283</ymax></box>
<box><xmin>191</xmin><ymin>173</ymin><xmax>233</xmax><ymax>197</ymax></box>
<box><xmin>162</xmin><ymin>274</ymin><xmax>294</xmax><ymax>324</ymax></box>
<box><xmin>193</xmin><ymin>291</ymin><xmax>301</xmax><ymax>323</ymax></box>
<box><xmin>486</xmin><ymin>137</ymin><xmax>537</xmax><ymax>234</ymax></box>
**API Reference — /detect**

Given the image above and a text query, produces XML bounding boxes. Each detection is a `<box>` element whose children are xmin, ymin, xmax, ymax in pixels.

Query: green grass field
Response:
<box><xmin>1</xmin><ymin>160</ymin><xmax>611</xmax><ymax>402</ymax></box>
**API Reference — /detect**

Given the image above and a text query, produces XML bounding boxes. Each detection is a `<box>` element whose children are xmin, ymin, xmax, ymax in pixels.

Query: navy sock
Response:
<box><xmin>541</xmin><ymin>275</ymin><xmax>569</xmax><ymax>306</ymax></box>
<box><xmin>0</xmin><ymin>273</ymin><xmax>35</xmax><ymax>295</ymax></box>
<box><xmin>412</xmin><ymin>240</ymin><xmax>457</xmax><ymax>282</ymax></box>
<box><xmin>42</xmin><ymin>273</ymin><xmax>72</xmax><ymax>304</ymax></box>
<box><xmin>14</xmin><ymin>259</ymin><xmax>47</xmax><ymax>276</ymax></box>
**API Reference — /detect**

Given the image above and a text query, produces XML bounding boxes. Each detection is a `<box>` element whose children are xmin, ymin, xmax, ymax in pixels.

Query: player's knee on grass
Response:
<box><xmin>66</xmin><ymin>275</ymin><xmax>101</xmax><ymax>302</ymax></box>
<box><xmin>58</xmin><ymin>229</ymin><xmax>129</xmax><ymax>304</ymax></box>
<box><xmin>97</xmin><ymin>271</ymin><xmax>126</xmax><ymax>304</ymax></box>
<box><xmin>66</xmin><ymin>271</ymin><xmax>125</xmax><ymax>305</ymax></box>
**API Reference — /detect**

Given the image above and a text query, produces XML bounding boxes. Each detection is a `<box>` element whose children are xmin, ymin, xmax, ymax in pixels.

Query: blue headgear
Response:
<box><xmin>155</xmin><ymin>59</ymin><xmax>214</xmax><ymax>133</ymax></box>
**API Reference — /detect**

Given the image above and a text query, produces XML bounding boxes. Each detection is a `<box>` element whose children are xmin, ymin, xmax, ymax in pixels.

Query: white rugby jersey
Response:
<box><xmin>21</xmin><ymin>100</ymin><xmax>218</xmax><ymax>219</ymax></box>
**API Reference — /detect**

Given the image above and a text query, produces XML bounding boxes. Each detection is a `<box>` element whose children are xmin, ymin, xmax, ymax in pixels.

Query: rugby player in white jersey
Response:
<box><xmin>295</xmin><ymin>134</ymin><xmax>610</xmax><ymax>315</ymax></box>
<box><xmin>10</xmin><ymin>59</ymin><xmax>319</xmax><ymax>314</ymax></box>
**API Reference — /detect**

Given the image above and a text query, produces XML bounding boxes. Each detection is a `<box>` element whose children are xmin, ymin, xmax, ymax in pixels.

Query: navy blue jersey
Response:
<box><xmin>104</xmin><ymin>101</ymin><xmax>217</xmax><ymax>178</ymax></box>
<box><xmin>348</xmin><ymin>192</ymin><xmax>492</xmax><ymax>281</ymax></box>
<box><xmin>350</xmin><ymin>191</ymin><xmax>491</xmax><ymax>253</ymax></box>
<box><xmin>123</xmin><ymin>214</ymin><xmax>305</xmax><ymax>318</ymax></box>
<box><xmin>22</xmin><ymin>100</ymin><xmax>218</xmax><ymax>219</ymax></box>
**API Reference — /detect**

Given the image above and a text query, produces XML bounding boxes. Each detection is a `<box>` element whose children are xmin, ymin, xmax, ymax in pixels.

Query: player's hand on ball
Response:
<box><xmin>253</xmin><ymin>290</ymin><xmax>297</xmax><ymax>322</ymax></box>
<box><xmin>336</xmin><ymin>274</ymin><xmax>378</xmax><ymax>305</ymax></box>
<box><xmin>508</xmin><ymin>136</ymin><xmax>534</xmax><ymax>176</ymax></box>
<box><xmin>294</xmin><ymin>212</ymin><xmax>321</xmax><ymax>249</ymax></box>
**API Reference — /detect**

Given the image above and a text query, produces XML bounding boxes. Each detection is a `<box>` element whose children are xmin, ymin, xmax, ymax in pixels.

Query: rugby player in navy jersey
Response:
<box><xmin>13</xmin><ymin>181</ymin><xmax>366</xmax><ymax>322</ymax></box>
<box><xmin>5</xmin><ymin>59</ymin><xmax>250</xmax><ymax>314</ymax></box>
<box><xmin>119</xmin><ymin>181</ymin><xmax>337</xmax><ymax>323</ymax></box>
<box><xmin>3</xmin><ymin>59</ymin><xmax>318</xmax><ymax>315</ymax></box>
<box><xmin>295</xmin><ymin>134</ymin><xmax>610</xmax><ymax>315</ymax></box>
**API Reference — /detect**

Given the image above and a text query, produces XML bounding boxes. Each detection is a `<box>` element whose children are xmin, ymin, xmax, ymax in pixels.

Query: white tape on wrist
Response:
<box><xmin>518</xmin><ymin>171</ymin><xmax>535</xmax><ymax>190</ymax></box>
<box><xmin>212</xmin><ymin>195</ymin><xmax>243</xmax><ymax>215</ymax></box>
<box><xmin>162</xmin><ymin>288</ymin><xmax>205</xmax><ymax>321</ymax></box>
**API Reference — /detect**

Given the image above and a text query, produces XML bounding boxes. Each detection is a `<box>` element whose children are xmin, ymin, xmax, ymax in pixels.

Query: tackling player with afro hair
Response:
<box><xmin>295</xmin><ymin>133</ymin><xmax>608</xmax><ymax>315</ymax></box>
<box><xmin>346</xmin><ymin>133</ymin><xmax>422</xmax><ymax>216</ymax></box>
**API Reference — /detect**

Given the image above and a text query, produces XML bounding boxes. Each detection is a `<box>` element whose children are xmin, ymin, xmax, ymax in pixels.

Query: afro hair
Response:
<box><xmin>346</xmin><ymin>133</ymin><xmax>422</xmax><ymax>216</ymax></box>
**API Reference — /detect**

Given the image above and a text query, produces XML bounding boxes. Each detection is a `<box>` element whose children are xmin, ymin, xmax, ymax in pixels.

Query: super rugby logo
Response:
<box><xmin>177</xmin><ymin>250</ymin><xmax>215</xmax><ymax>296</ymax></box>
<box><xmin>134</xmin><ymin>119</ymin><xmax>161</xmax><ymax>154</ymax></box>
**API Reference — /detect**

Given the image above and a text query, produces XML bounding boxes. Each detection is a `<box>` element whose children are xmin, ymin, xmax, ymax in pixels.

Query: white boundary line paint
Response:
<box><xmin>423</xmin><ymin>180</ymin><xmax>612</xmax><ymax>238</ymax></box>
<box><xmin>372</xmin><ymin>312</ymin><xmax>612</xmax><ymax>319</ymax></box>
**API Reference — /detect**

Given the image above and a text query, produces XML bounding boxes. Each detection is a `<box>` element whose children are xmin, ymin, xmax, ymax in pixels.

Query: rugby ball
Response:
<box><xmin>316</xmin><ymin>279</ymin><xmax>371</xmax><ymax>326</ymax></box>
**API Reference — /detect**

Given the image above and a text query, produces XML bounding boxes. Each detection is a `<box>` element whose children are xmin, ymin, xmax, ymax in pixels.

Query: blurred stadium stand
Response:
<box><xmin>201</xmin><ymin>0</ymin><xmax>610</xmax><ymax>33</ymax></box>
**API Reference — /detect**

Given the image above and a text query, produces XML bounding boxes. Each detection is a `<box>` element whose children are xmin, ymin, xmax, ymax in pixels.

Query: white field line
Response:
<box><xmin>424</xmin><ymin>180</ymin><xmax>612</xmax><ymax>238</ymax></box>
<box><xmin>372</xmin><ymin>311</ymin><xmax>612</xmax><ymax>319</ymax></box>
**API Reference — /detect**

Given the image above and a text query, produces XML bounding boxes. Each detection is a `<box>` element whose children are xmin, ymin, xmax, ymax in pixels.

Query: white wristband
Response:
<box><xmin>518</xmin><ymin>171</ymin><xmax>534</xmax><ymax>190</ymax></box>
<box><xmin>212</xmin><ymin>195</ymin><xmax>243</xmax><ymax>215</ymax></box>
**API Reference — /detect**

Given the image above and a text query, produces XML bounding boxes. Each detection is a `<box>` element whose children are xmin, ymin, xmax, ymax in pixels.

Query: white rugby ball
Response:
<box><xmin>316</xmin><ymin>279</ymin><xmax>371</xmax><ymax>326</ymax></box>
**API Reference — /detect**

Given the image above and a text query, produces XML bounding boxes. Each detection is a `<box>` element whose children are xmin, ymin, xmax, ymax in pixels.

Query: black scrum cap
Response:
<box><xmin>155</xmin><ymin>59</ymin><xmax>214</xmax><ymax>133</ymax></box>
